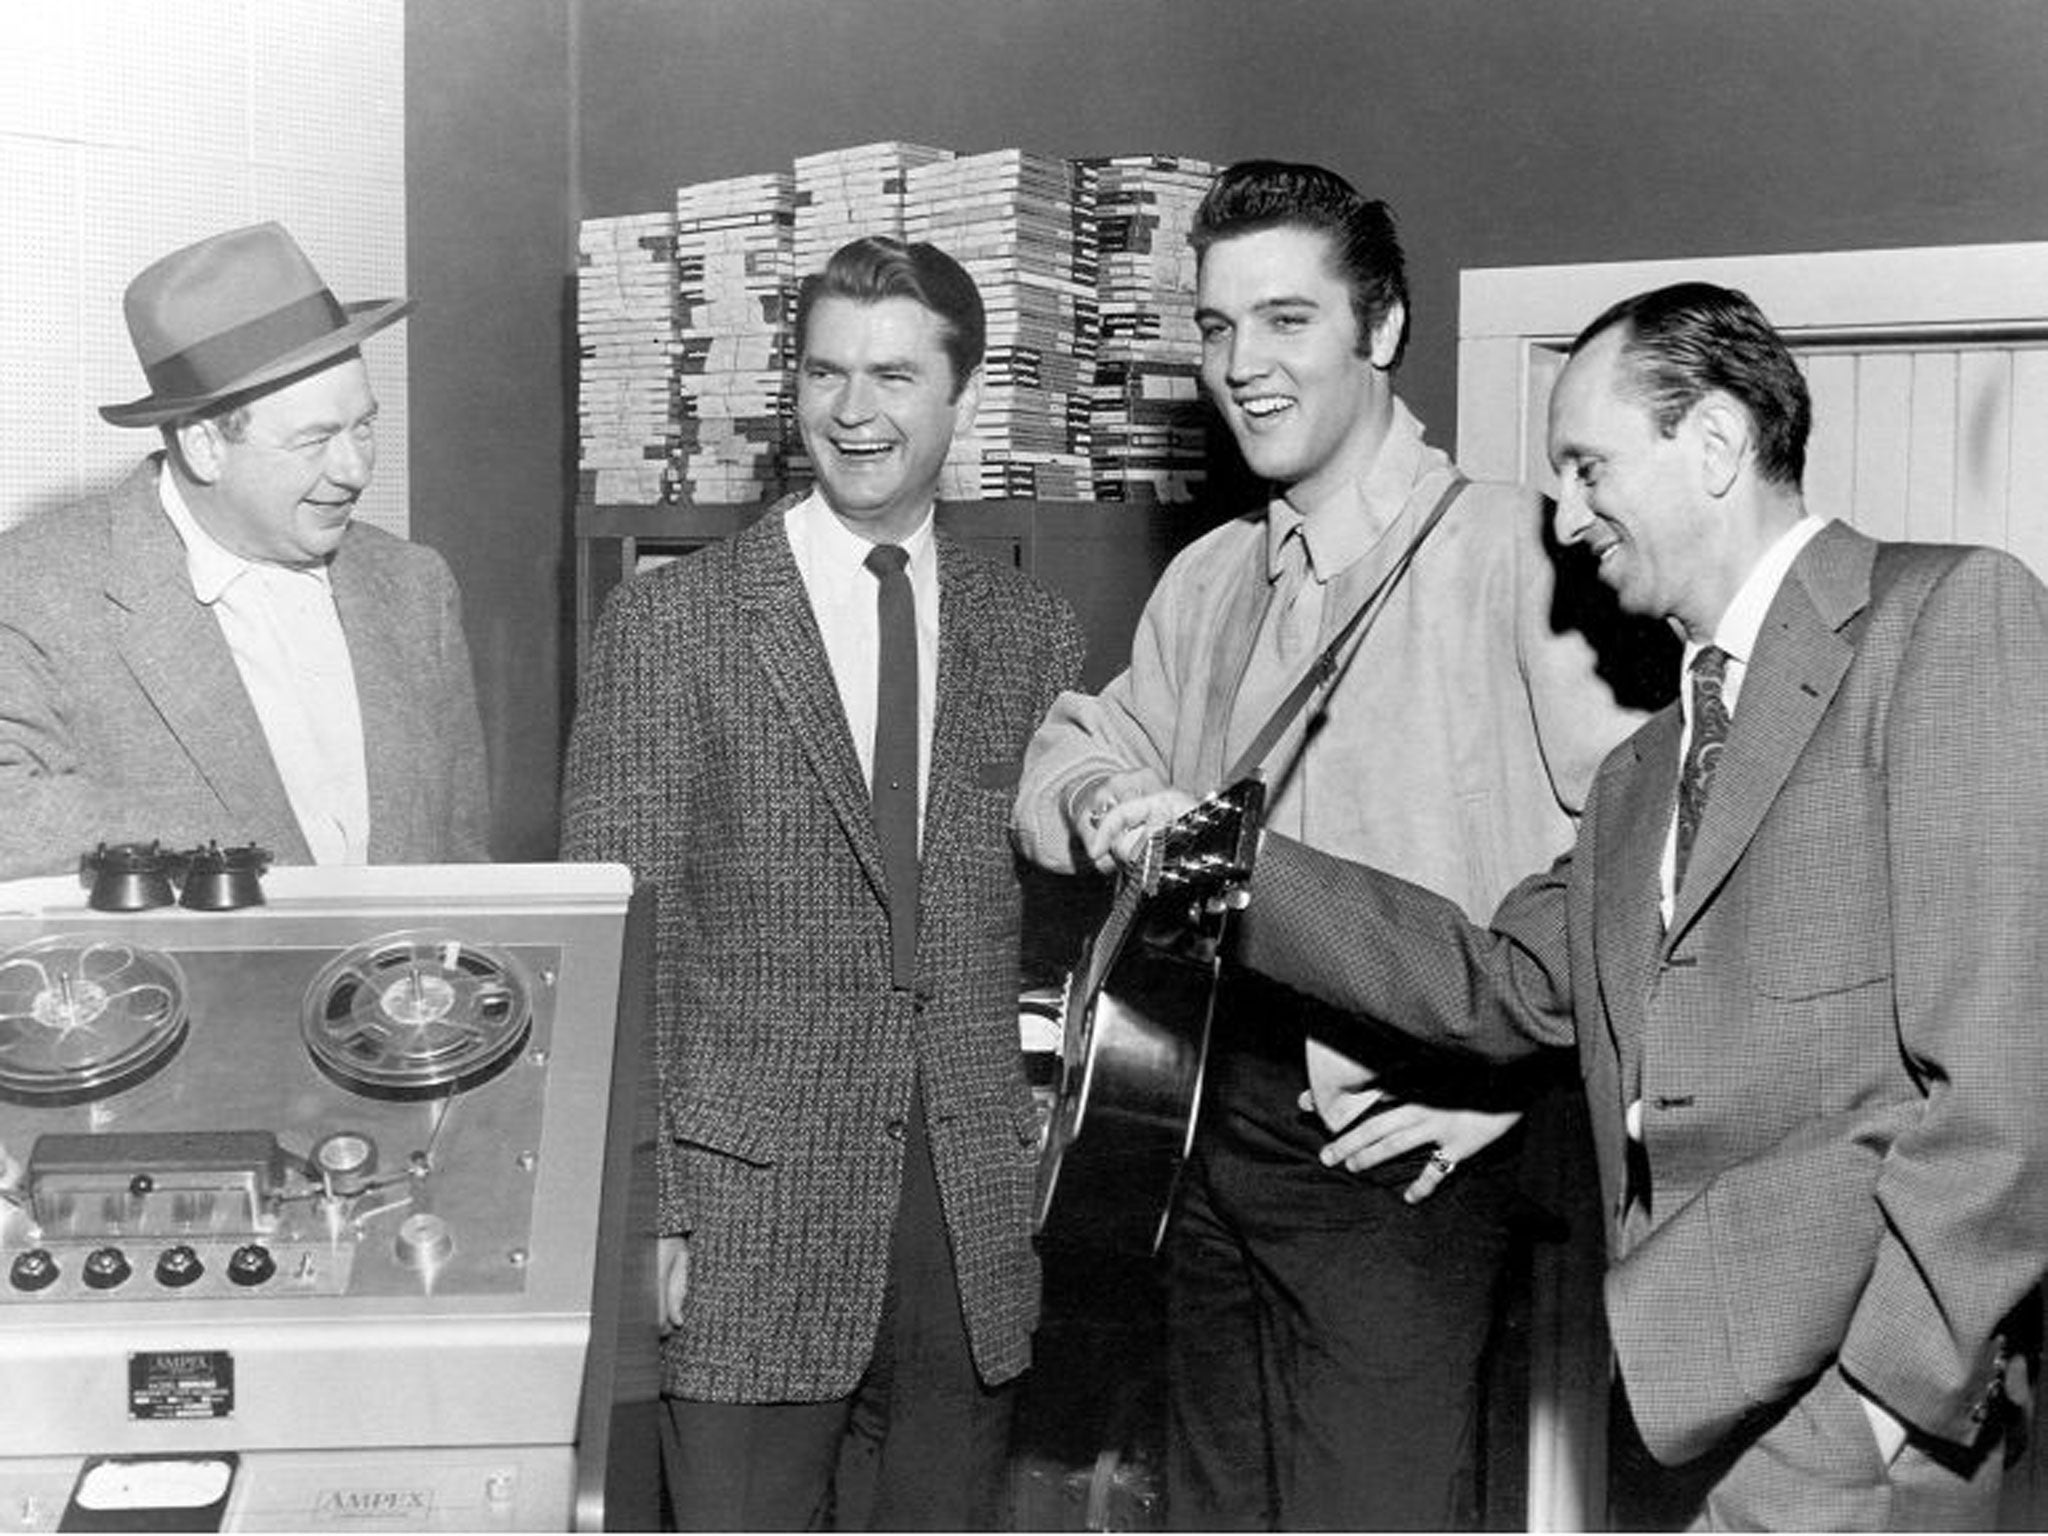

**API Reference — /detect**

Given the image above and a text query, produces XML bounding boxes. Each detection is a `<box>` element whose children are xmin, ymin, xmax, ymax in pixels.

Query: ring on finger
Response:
<box><xmin>1427</xmin><ymin>1148</ymin><xmax>1457</xmax><ymax>1178</ymax></box>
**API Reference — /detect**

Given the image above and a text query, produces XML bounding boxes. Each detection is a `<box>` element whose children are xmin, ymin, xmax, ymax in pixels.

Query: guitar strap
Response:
<box><xmin>1219</xmin><ymin>474</ymin><xmax>1469</xmax><ymax>788</ymax></box>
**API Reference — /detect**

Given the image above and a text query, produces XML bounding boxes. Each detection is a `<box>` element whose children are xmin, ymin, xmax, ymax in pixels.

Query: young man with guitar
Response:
<box><xmin>1012</xmin><ymin>161</ymin><xmax>1640</xmax><ymax>1529</ymax></box>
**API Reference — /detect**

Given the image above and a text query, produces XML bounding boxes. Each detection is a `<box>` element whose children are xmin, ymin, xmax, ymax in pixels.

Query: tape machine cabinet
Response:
<box><xmin>0</xmin><ymin>862</ymin><xmax>655</xmax><ymax>1532</ymax></box>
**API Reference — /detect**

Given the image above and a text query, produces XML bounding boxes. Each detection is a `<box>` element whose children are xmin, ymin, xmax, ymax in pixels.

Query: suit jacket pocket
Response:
<box><xmin>1746</xmin><ymin>770</ymin><xmax>1890</xmax><ymax>1001</ymax></box>
<box><xmin>1606</xmin><ymin>1102</ymin><xmax>1905</xmax><ymax>1464</ymax></box>
<box><xmin>669</xmin><ymin>1096</ymin><xmax>781</xmax><ymax>1167</ymax></box>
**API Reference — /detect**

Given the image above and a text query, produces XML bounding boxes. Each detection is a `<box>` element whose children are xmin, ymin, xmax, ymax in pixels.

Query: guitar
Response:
<box><xmin>1030</xmin><ymin>778</ymin><xmax>1264</xmax><ymax>1256</ymax></box>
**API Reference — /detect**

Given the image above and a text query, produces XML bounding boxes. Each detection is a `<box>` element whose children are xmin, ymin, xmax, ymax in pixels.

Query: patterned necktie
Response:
<box><xmin>865</xmin><ymin>542</ymin><xmax>919</xmax><ymax>990</ymax></box>
<box><xmin>1674</xmin><ymin>645</ymin><xmax>1732</xmax><ymax>892</ymax></box>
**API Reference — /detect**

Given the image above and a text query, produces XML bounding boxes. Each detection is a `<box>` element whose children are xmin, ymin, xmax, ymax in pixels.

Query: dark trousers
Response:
<box><xmin>660</xmin><ymin>1086</ymin><xmax>1017</xmax><ymax>1531</ymax></box>
<box><xmin>1164</xmin><ymin>1042</ymin><xmax>1515</xmax><ymax>1531</ymax></box>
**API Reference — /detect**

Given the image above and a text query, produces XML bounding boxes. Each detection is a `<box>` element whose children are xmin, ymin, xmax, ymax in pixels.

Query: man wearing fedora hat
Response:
<box><xmin>0</xmin><ymin>221</ymin><xmax>489</xmax><ymax>876</ymax></box>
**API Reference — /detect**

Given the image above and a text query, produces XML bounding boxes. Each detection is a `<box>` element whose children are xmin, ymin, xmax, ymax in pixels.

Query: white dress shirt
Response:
<box><xmin>785</xmin><ymin>493</ymin><xmax>939</xmax><ymax>841</ymax></box>
<box><xmin>158</xmin><ymin>465</ymin><xmax>370</xmax><ymax>864</ymax></box>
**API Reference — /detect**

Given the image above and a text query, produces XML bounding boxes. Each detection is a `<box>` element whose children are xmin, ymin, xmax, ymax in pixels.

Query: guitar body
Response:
<box><xmin>1032</xmin><ymin>899</ymin><xmax>1224</xmax><ymax>1255</ymax></box>
<box><xmin>1032</xmin><ymin>780</ymin><xmax>1263</xmax><ymax>1256</ymax></box>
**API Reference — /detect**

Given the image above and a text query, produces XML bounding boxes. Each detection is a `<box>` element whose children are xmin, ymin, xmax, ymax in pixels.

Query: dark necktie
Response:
<box><xmin>865</xmin><ymin>542</ymin><xmax>919</xmax><ymax>990</ymax></box>
<box><xmin>1674</xmin><ymin>645</ymin><xmax>1731</xmax><ymax>892</ymax></box>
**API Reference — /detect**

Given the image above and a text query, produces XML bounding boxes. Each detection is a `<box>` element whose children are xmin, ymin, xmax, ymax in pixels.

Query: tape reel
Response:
<box><xmin>300</xmin><ymin>930</ymin><xmax>531</xmax><ymax>1098</ymax></box>
<box><xmin>0</xmin><ymin>936</ymin><xmax>188</xmax><ymax>1105</ymax></box>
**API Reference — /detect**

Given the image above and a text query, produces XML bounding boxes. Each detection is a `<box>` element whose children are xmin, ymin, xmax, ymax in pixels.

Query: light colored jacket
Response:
<box><xmin>0</xmin><ymin>456</ymin><xmax>489</xmax><ymax>874</ymax></box>
<box><xmin>1014</xmin><ymin>400</ymin><xmax>1636</xmax><ymax>922</ymax></box>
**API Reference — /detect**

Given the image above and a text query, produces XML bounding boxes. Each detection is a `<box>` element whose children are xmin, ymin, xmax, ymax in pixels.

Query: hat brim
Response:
<box><xmin>99</xmin><ymin>296</ymin><xmax>414</xmax><ymax>428</ymax></box>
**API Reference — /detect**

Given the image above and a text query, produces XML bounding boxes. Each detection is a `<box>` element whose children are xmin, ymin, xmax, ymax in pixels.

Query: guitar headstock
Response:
<box><xmin>1138</xmin><ymin>777</ymin><xmax>1265</xmax><ymax>911</ymax></box>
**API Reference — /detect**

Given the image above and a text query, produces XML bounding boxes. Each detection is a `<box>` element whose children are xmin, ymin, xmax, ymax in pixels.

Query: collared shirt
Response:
<box><xmin>1658</xmin><ymin>513</ymin><xmax>1828</xmax><ymax>921</ymax></box>
<box><xmin>157</xmin><ymin>465</ymin><xmax>370</xmax><ymax>864</ymax></box>
<box><xmin>785</xmin><ymin>492</ymin><xmax>939</xmax><ymax>839</ymax></box>
<box><xmin>1227</xmin><ymin>402</ymin><xmax>1468</xmax><ymax>849</ymax></box>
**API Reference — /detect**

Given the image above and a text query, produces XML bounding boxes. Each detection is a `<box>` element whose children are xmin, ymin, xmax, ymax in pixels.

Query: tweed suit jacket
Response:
<box><xmin>1239</xmin><ymin>519</ymin><xmax>2048</xmax><ymax>1467</ymax></box>
<box><xmin>559</xmin><ymin>503</ymin><xmax>1086</xmax><ymax>1402</ymax></box>
<box><xmin>0</xmin><ymin>457</ymin><xmax>490</xmax><ymax>877</ymax></box>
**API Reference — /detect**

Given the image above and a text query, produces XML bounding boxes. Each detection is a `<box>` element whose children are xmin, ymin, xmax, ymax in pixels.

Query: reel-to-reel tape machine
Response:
<box><xmin>0</xmin><ymin>862</ymin><xmax>653</xmax><ymax>1532</ymax></box>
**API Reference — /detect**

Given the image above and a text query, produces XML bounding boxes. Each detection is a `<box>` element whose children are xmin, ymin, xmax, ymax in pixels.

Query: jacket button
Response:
<box><xmin>884</xmin><ymin>1118</ymin><xmax>906</xmax><ymax>1142</ymax></box>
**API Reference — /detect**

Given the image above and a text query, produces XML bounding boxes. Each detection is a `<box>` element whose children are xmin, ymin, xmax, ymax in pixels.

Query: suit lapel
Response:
<box><xmin>103</xmin><ymin>465</ymin><xmax>305</xmax><ymax>857</ymax></box>
<box><xmin>1594</xmin><ymin>712</ymin><xmax>1680</xmax><ymax>1099</ymax></box>
<box><xmin>330</xmin><ymin>542</ymin><xmax>415</xmax><ymax>863</ymax></box>
<box><xmin>922</xmin><ymin>539</ymin><xmax>990</xmax><ymax>889</ymax></box>
<box><xmin>739</xmin><ymin>509</ymin><xmax>888</xmax><ymax>896</ymax></box>
<box><xmin>1664</xmin><ymin>524</ymin><xmax>1869</xmax><ymax>943</ymax></box>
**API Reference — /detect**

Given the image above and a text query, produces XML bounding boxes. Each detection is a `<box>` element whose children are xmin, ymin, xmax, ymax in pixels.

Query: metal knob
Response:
<box><xmin>394</xmin><ymin>1213</ymin><xmax>455</xmax><ymax>1272</ymax></box>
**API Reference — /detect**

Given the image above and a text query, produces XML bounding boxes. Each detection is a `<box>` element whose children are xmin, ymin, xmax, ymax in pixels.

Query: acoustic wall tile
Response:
<box><xmin>0</xmin><ymin>0</ymin><xmax>405</xmax><ymax>534</ymax></box>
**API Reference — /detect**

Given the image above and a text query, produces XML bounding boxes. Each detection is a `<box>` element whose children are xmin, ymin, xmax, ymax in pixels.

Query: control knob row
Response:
<box><xmin>7</xmin><ymin>1242</ymin><xmax>278</xmax><ymax>1291</ymax></box>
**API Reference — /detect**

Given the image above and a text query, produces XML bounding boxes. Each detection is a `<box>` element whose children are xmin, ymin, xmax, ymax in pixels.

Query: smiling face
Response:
<box><xmin>796</xmin><ymin>294</ymin><xmax>979</xmax><ymax>544</ymax></box>
<box><xmin>1547</xmin><ymin>328</ymin><xmax>1723</xmax><ymax>637</ymax></box>
<box><xmin>1195</xmin><ymin>224</ymin><xmax>1397</xmax><ymax>513</ymax></box>
<box><xmin>181</xmin><ymin>353</ymin><xmax>379</xmax><ymax>567</ymax></box>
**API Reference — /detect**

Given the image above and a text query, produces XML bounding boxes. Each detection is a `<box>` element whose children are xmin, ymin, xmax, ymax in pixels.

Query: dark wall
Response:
<box><xmin>577</xmin><ymin>0</ymin><xmax>2048</xmax><ymax>455</ymax></box>
<box><xmin>409</xmin><ymin>0</ymin><xmax>2048</xmax><ymax>858</ymax></box>
<box><xmin>406</xmin><ymin>0</ymin><xmax>576</xmax><ymax>860</ymax></box>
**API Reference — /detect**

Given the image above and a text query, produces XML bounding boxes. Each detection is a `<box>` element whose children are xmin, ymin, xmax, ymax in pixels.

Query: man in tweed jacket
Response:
<box><xmin>562</xmin><ymin>237</ymin><xmax>1084</xmax><ymax>1529</ymax></box>
<box><xmin>0</xmin><ymin>223</ymin><xmax>488</xmax><ymax>876</ymax></box>
<box><xmin>1236</xmin><ymin>283</ymin><xmax>2048</xmax><ymax>1528</ymax></box>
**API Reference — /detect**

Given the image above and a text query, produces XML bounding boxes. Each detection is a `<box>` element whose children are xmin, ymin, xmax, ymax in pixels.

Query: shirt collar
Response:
<box><xmin>1688</xmin><ymin>513</ymin><xmax>1827</xmax><ymax>674</ymax></box>
<box><xmin>794</xmin><ymin>489</ymin><xmax>937</xmax><ymax>575</ymax></box>
<box><xmin>1263</xmin><ymin>396</ymin><xmax>1431</xmax><ymax>584</ymax></box>
<box><xmin>156</xmin><ymin>460</ymin><xmax>332</xmax><ymax>603</ymax></box>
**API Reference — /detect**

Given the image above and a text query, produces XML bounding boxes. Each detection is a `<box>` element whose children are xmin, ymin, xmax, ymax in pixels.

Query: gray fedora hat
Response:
<box><xmin>101</xmin><ymin>221</ymin><xmax>412</xmax><ymax>428</ymax></box>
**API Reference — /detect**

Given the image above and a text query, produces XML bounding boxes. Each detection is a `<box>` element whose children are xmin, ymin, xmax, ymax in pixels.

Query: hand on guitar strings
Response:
<box><xmin>657</xmin><ymin>1233</ymin><xmax>692</xmax><ymax>1335</ymax></box>
<box><xmin>1076</xmin><ymin>769</ymin><xmax>1196</xmax><ymax>874</ymax></box>
<box><xmin>1298</xmin><ymin>1086</ymin><xmax>1525</xmax><ymax>1206</ymax></box>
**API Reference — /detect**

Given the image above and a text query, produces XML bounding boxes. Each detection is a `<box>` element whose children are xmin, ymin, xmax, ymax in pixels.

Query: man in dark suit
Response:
<box><xmin>0</xmin><ymin>221</ymin><xmax>489</xmax><ymax>874</ymax></box>
<box><xmin>561</xmin><ymin>236</ymin><xmax>1085</xmax><ymax>1529</ymax></box>
<box><xmin>1236</xmin><ymin>281</ymin><xmax>2048</xmax><ymax>1528</ymax></box>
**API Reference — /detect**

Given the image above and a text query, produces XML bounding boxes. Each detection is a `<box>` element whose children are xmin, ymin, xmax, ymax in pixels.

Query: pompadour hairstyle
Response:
<box><xmin>1190</xmin><ymin>159</ymin><xmax>1409</xmax><ymax>367</ymax></box>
